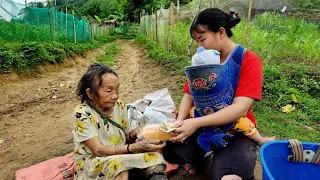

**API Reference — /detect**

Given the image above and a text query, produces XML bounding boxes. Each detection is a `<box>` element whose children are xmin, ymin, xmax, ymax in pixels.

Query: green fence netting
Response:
<box><xmin>0</xmin><ymin>0</ymin><xmax>111</xmax><ymax>43</ymax></box>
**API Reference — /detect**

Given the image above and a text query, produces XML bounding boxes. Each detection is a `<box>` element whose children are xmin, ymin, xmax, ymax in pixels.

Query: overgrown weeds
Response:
<box><xmin>0</xmin><ymin>36</ymin><xmax>119</xmax><ymax>73</ymax></box>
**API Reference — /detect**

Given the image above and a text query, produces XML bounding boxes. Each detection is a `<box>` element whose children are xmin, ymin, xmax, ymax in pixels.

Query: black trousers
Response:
<box><xmin>162</xmin><ymin>129</ymin><xmax>206</xmax><ymax>168</ymax></box>
<box><xmin>163</xmin><ymin>130</ymin><xmax>257</xmax><ymax>180</ymax></box>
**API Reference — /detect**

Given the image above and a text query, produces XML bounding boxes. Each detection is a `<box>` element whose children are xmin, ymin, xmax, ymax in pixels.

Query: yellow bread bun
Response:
<box><xmin>141</xmin><ymin>124</ymin><xmax>176</xmax><ymax>141</ymax></box>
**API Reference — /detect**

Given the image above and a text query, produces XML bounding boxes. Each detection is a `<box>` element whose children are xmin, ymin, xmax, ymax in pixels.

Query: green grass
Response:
<box><xmin>232</xmin><ymin>13</ymin><xmax>320</xmax><ymax>65</ymax></box>
<box><xmin>254</xmin><ymin>101</ymin><xmax>320</xmax><ymax>142</ymax></box>
<box><xmin>97</xmin><ymin>42</ymin><xmax>120</xmax><ymax>66</ymax></box>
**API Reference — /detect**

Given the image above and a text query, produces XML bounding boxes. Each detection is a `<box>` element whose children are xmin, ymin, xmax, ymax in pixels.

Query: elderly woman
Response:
<box><xmin>72</xmin><ymin>63</ymin><xmax>167</xmax><ymax>180</ymax></box>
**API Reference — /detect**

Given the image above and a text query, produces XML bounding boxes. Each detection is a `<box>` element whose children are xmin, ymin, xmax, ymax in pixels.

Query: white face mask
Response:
<box><xmin>191</xmin><ymin>46</ymin><xmax>221</xmax><ymax>66</ymax></box>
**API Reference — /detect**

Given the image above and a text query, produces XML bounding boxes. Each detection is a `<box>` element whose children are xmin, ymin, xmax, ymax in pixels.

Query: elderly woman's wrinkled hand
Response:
<box><xmin>133</xmin><ymin>139</ymin><xmax>166</xmax><ymax>153</ymax></box>
<box><xmin>129</xmin><ymin>127</ymin><xmax>140</xmax><ymax>139</ymax></box>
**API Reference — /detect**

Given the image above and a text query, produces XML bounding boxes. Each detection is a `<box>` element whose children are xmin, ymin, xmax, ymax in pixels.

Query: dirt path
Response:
<box><xmin>0</xmin><ymin>39</ymin><xmax>262</xmax><ymax>180</ymax></box>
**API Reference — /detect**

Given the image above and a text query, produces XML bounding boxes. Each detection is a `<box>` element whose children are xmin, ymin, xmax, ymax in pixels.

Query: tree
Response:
<box><xmin>28</xmin><ymin>2</ymin><xmax>45</xmax><ymax>8</ymax></box>
<box><xmin>55</xmin><ymin>0</ymin><xmax>88</xmax><ymax>12</ymax></box>
<box><xmin>100</xmin><ymin>0</ymin><xmax>119</xmax><ymax>19</ymax></box>
<box><xmin>81</xmin><ymin>0</ymin><xmax>103</xmax><ymax>19</ymax></box>
<box><xmin>118</xmin><ymin>0</ymin><xmax>192</xmax><ymax>21</ymax></box>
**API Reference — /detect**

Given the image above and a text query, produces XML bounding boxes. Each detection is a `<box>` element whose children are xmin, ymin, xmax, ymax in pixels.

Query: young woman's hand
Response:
<box><xmin>131</xmin><ymin>139</ymin><xmax>166</xmax><ymax>153</ymax></box>
<box><xmin>169</xmin><ymin>118</ymin><xmax>198</xmax><ymax>142</ymax></box>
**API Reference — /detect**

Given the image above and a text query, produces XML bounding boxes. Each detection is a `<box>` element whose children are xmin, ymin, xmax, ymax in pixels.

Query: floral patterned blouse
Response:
<box><xmin>72</xmin><ymin>100</ymin><xmax>165</xmax><ymax>180</ymax></box>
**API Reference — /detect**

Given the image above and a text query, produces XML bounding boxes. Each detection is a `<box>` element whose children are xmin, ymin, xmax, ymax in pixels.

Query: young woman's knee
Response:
<box><xmin>114</xmin><ymin>170</ymin><xmax>129</xmax><ymax>180</ymax></box>
<box><xmin>221</xmin><ymin>174</ymin><xmax>242</xmax><ymax>180</ymax></box>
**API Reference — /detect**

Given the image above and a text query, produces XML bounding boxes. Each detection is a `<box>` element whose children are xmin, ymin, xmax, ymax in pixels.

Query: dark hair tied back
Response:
<box><xmin>76</xmin><ymin>63</ymin><xmax>117</xmax><ymax>103</ymax></box>
<box><xmin>228</xmin><ymin>11</ymin><xmax>241</xmax><ymax>28</ymax></box>
<box><xmin>190</xmin><ymin>8</ymin><xmax>241</xmax><ymax>38</ymax></box>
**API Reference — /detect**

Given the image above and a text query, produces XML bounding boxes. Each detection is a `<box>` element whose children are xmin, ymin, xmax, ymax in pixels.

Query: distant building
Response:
<box><xmin>100</xmin><ymin>20</ymin><xmax>120</xmax><ymax>27</ymax></box>
<box><xmin>220</xmin><ymin>0</ymin><xmax>290</xmax><ymax>18</ymax></box>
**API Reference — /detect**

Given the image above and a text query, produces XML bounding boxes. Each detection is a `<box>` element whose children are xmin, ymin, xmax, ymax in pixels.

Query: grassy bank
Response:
<box><xmin>0</xmin><ymin>36</ymin><xmax>120</xmax><ymax>73</ymax></box>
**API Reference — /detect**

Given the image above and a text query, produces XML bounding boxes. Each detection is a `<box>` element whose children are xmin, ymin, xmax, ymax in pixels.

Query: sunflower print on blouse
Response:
<box><xmin>117</xmin><ymin>100</ymin><xmax>125</xmax><ymax>109</ymax></box>
<box><xmin>92</xmin><ymin>159</ymin><xmax>104</xmax><ymax>174</ymax></box>
<box><xmin>75</xmin><ymin>119</ymin><xmax>87</xmax><ymax>134</ymax></box>
<box><xmin>90</xmin><ymin>114</ymin><xmax>99</xmax><ymax>129</ymax></box>
<box><xmin>109</xmin><ymin>135</ymin><xmax>124</xmax><ymax>144</ymax></box>
<box><xmin>143</xmin><ymin>152</ymin><xmax>158</xmax><ymax>163</ymax></box>
<box><xmin>75</xmin><ymin>159</ymin><xmax>85</xmax><ymax>171</ymax></box>
<box><xmin>107</xmin><ymin>158</ymin><xmax>124</xmax><ymax>178</ymax></box>
<box><xmin>119</xmin><ymin>115</ymin><xmax>128</xmax><ymax>129</ymax></box>
<box><xmin>75</xmin><ymin>104</ymin><xmax>86</xmax><ymax>111</ymax></box>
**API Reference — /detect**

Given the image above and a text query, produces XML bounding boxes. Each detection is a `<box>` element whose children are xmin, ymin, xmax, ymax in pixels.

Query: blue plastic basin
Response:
<box><xmin>260</xmin><ymin>140</ymin><xmax>320</xmax><ymax>180</ymax></box>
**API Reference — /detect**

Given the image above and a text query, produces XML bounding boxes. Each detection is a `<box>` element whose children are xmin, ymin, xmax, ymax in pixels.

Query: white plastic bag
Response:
<box><xmin>127</xmin><ymin>88</ymin><xmax>177</xmax><ymax>129</ymax></box>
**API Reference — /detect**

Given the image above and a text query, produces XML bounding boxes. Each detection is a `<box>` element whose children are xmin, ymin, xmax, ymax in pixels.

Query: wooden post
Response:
<box><xmin>198</xmin><ymin>0</ymin><xmax>202</xmax><ymax>11</ymax></box>
<box><xmin>244</xmin><ymin>0</ymin><xmax>253</xmax><ymax>47</ymax></box>
<box><xmin>52</xmin><ymin>1</ymin><xmax>56</xmax><ymax>40</ymax></box>
<box><xmin>65</xmin><ymin>6</ymin><xmax>68</xmax><ymax>44</ymax></box>
<box><xmin>215</xmin><ymin>0</ymin><xmax>219</xmax><ymax>8</ymax></box>
<box><xmin>55</xmin><ymin>0</ymin><xmax>59</xmax><ymax>41</ymax></box>
<box><xmin>22</xmin><ymin>0</ymin><xmax>27</xmax><ymax>42</ymax></box>
<box><xmin>144</xmin><ymin>16</ymin><xmax>146</xmax><ymax>35</ymax></box>
<box><xmin>72</xmin><ymin>8</ymin><xmax>76</xmax><ymax>43</ymax></box>
<box><xmin>133</xmin><ymin>18</ymin><xmax>136</xmax><ymax>33</ymax></box>
<box><xmin>139</xmin><ymin>13</ymin><xmax>142</xmax><ymax>33</ymax></box>
<box><xmin>36</xmin><ymin>0</ymin><xmax>40</xmax><ymax>23</ymax></box>
<box><xmin>92</xmin><ymin>24</ymin><xmax>95</xmax><ymax>42</ymax></box>
<box><xmin>48</xmin><ymin>0</ymin><xmax>52</xmax><ymax>42</ymax></box>
<box><xmin>155</xmin><ymin>11</ymin><xmax>158</xmax><ymax>42</ymax></box>
<box><xmin>90</xmin><ymin>23</ymin><xmax>93</xmax><ymax>43</ymax></box>
<box><xmin>168</xmin><ymin>1</ymin><xmax>174</xmax><ymax>52</ymax></box>
<box><xmin>177</xmin><ymin>0</ymin><xmax>180</xmax><ymax>15</ymax></box>
<box><xmin>82</xmin><ymin>18</ymin><xmax>85</xmax><ymax>42</ymax></box>
<box><xmin>101</xmin><ymin>25</ymin><xmax>103</xmax><ymax>37</ymax></box>
<box><xmin>60</xmin><ymin>12</ymin><xmax>63</xmax><ymax>41</ymax></box>
<box><xmin>151</xmin><ymin>14</ymin><xmax>154</xmax><ymax>41</ymax></box>
<box><xmin>188</xmin><ymin>0</ymin><xmax>203</xmax><ymax>60</ymax></box>
<box><xmin>146</xmin><ymin>15</ymin><xmax>148</xmax><ymax>37</ymax></box>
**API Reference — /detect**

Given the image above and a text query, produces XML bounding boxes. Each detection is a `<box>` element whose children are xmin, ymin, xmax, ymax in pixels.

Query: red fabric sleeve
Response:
<box><xmin>183</xmin><ymin>78</ymin><xmax>191</xmax><ymax>94</ymax></box>
<box><xmin>235</xmin><ymin>50</ymin><xmax>263</xmax><ymax>101</ymax></box>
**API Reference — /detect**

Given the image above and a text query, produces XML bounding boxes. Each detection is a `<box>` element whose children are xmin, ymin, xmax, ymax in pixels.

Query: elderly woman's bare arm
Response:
<box><xmin>84</xmin><ymin>137</ymin><xmax>128</xmax><ymax>156</ymax></box>
<box><xmin>84</xmin><ymin>137</ymin><xmax>166</xmax><ymax>157</ymax></box>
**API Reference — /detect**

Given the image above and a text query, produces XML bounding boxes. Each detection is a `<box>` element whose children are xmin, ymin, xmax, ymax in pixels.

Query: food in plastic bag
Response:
<box><xmin>140</xmin><ymin>122</ymin><xmax>177</xmax><ymax>141</ymax></box>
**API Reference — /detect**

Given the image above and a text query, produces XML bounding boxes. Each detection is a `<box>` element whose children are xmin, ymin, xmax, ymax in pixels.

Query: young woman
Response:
<box><xmin>163</xmin><ymin>8</ymin><xmax>273</xmax><ymax>180</ymax></box>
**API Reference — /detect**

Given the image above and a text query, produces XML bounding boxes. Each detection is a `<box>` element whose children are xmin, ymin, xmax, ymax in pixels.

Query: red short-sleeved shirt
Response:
<box><xmin>183</xmin><ymin>50</ymin><xmax>262</xmax><ymax>126</ymax></box>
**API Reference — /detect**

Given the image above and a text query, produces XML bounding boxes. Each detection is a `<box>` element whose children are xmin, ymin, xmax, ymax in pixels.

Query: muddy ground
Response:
<box><xmin>0</xmin><ymin>39</ymin><xmax>262</xmax><ymax>180</ymax></box>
